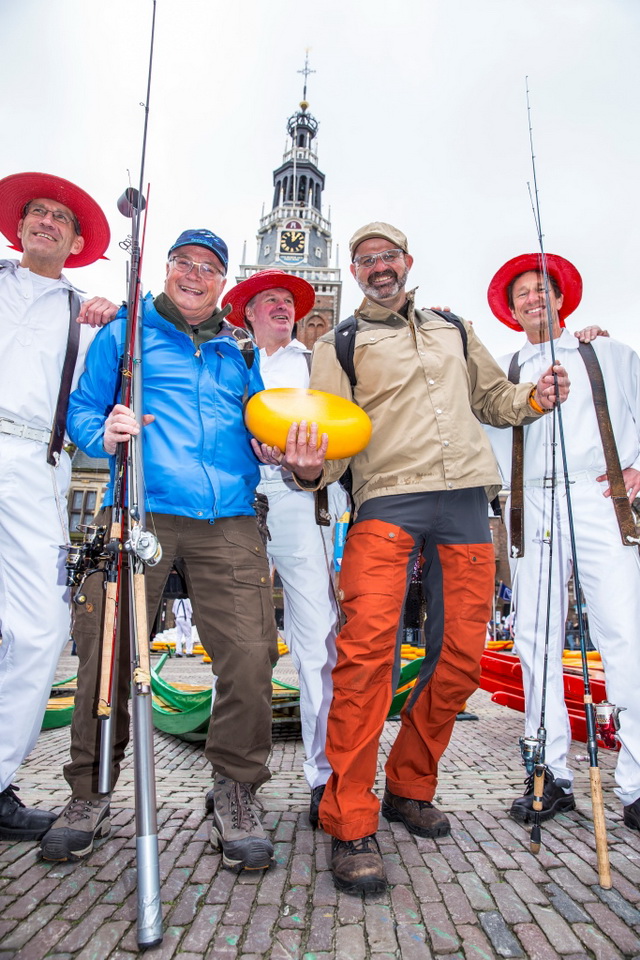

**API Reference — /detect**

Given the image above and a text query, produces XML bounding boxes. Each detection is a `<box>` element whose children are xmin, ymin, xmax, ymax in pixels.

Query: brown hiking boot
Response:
<box><xmin>209</xmin><ymin>775</ymin><xmax>274</xmax><ymax>872</ymax></box>
<box><xmin>382</xmin><ymin>787</ymin><xmax>451</xmax><ymax>838</ymax></box>
<box><xmin>40</xmin><ymin>796</ymin><xmax>111</xmax><ymax>861</ymax></box>
<box><xmin>330</xmin><ymin>834</ymin><xmax>387</xmax><ymax>895</ymax></box>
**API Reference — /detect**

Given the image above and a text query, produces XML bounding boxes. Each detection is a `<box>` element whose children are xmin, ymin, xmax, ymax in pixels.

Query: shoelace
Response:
<box><xmin>337</xmin><ymin>835</ymin><xmax>377</xmax><ymax>855</ymax></box>
<box><xmin>64</xmin><ymin>798</ymin><xmax>98</xmax><ymax>824</ymax></box>
<box><xmin>1</xmin><ymin>784</ymin><xmax>25</xmax><ymax>808</ymax></box>
<box><xmin>522</xmin><ymin>770</ymin><xmax>552</xmax><ymax>795</ymax></box>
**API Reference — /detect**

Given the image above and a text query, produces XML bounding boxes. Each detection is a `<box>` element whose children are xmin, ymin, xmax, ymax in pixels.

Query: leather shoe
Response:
<box><xmin>330</xmin><ymin>834</ymin><xmax>387</xmax><ymax>895</ymax></box>
<box><xmin>0</xmin><ymin>784</ymin><xmax>56</xmax><ymax>841</ymax></box>
<box><xmin>382</xmin><ymin>787</ymin><xmax>450</xmax><ymax>838</ymax></box>
<box><xmin>309</xmin><ymin>784</ymin><xmax>325</xmax><ymax>829</ymax></box>
<box><xmin>623</xmin><ymin>797</ymin><xmax>640</xmax><ymax>831</ymax></box>
<box><xmin>510</xmin><ymin>769</ymin><xmax>575</xmax><ymax>824</ymax></box>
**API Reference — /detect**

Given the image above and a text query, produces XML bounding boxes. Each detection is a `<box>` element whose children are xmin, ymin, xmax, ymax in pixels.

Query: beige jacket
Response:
<box><xmin>308</xmin><ymin>291</ymin><xmax>540</xmax><ymax>513</ymax></box>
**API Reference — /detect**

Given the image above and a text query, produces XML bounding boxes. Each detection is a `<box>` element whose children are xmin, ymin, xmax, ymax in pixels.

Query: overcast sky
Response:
<box><xmin>2</xmin><ymin>0</ymin><xmax>639</xmax><ymax>359</ymax></box>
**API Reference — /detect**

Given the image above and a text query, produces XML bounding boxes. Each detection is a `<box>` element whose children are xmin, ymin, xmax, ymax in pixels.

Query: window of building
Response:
<box><xmin>69</xmin><ymin>488</ymin><xmax>98</xmax><ymax>533</ymax></box>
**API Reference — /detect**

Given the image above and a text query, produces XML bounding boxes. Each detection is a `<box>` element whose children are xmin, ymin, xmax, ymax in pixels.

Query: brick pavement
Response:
<box><xmin>1</xmin><ymin>650</ymin><xmax>639</xmax><ymax>959</ymax></box>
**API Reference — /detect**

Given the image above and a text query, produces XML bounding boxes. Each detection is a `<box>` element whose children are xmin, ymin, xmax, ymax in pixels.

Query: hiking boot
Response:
<box><xmin>209</xmin><ymin>775</ymin><xmax>274</xmax><ymax>872</ymax></box>
<box><xmin>309</xmin><ymin>784</ymin><xmax>326</xmax><ymax>829</ymax></box>
<box><xmin>0</xmin><ymin>784</ymin><xmax>56</xmax><ymax>841</ymax></box>
<box><xmin>330</xmin><ymin>834</ymin><xmax>387</xmax><ymax>895</ymax></box>
<box><xmin>510</xmin><ymin>769</ymin><xmax>575</xmax><ymax>824</ymax></box>
<box><xmin>623</xmin><ymin>797</ymin><xmax>640</xmax><ymax>831</ymax></box>
<box><xmin>204</xmin><ymin>787</ymin><xmax>215</xmax><ymax>814</ymax></box>
<box><xmin>382</xmin><ymin>787</ymin><xmax>451</xmax><ymax>838</ymax></box>
<box><xmin>40</xmin><ymin>796</ymin><xmax>111</xmax><ymax>861</ymax></box>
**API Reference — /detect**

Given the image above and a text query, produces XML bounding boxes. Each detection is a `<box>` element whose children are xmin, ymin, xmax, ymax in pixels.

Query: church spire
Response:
<box><xmin>235</xmin><ymin>56</ymin><xmax>342</xmax><ymax>342</ymax></box>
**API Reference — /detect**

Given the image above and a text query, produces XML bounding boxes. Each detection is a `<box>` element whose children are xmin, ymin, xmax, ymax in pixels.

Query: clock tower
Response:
<box><xmin>236</xmin><ymin>56</ymin><xmax>341</xmax><ymax>348</ymax></box>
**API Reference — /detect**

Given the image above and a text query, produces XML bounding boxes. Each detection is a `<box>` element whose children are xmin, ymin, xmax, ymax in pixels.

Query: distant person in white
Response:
<box><xmin>222</xmin><ymin>270</ymin><xmax>348</xmax><ymax>829</ymax></box>
<box><xmin>172</xmin><ymin>598</ymin><xmax>194</xmax><ymax>657</ymax></box>
<box><xmin>485</xmin><ymin>253</ymin><xmax>640</xmax><ymax>834</ymax></box>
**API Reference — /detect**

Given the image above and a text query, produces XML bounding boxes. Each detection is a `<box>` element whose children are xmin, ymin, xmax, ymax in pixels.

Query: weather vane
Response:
<box><xmin>298</xmin><ymin>49</ymin><xmax>315</xmax><ymax>102</ymax></box>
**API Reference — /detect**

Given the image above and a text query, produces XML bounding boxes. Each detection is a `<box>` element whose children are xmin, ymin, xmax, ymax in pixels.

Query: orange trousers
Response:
<box><xmin>319</xmin><ymin>489</ymin><xmax>494</xmax><ymax>841</ymax></box>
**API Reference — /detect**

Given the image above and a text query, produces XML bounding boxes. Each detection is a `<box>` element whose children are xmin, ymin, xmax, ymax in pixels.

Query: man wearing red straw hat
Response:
<box><xmin>486</xmin><ymin>253</ymin><xmax>640</xmax><ymax>832</ymax></box>
<box><xmin>222</xmin><ymin>270</ymin><xmax>348</xmax><ymax>829</ymax></box>
<box><xmin>0</xmin><ymin>171</ymin><xmax>116</xmax><ymax>841</ymax></box>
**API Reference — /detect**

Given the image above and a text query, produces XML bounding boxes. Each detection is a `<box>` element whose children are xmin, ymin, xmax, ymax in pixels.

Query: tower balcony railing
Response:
<box><xmin>239</xmin><ymin>263</ymin><xmax>342</xmax><ymax>284</ymax></box>
<box><xmin>281</xmin><ymin>146</ymin><xmax>319</xmax><ymax>166</ymax></box>
<box><xmin>260</xmin><ymin>204</ymin><xmax>331</xmax><ymax>234</ymax></box>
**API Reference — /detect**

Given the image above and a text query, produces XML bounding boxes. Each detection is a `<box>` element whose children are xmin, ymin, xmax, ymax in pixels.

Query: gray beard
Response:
<box><xmin>358</xmin><ymin>266</ymin><xmax>408</xmax><ymax>303</ymax></box>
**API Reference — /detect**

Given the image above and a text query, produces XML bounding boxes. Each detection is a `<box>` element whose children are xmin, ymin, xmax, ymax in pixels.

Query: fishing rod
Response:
<box><xmin>69</xmin><ymin>1</ymin><xmax>163</xmax><ymax>946</ymax></box>
<box><xmin>520</xmin><ymin>78</ymin><xmax>611</xmax><ymax>888</ymax></box>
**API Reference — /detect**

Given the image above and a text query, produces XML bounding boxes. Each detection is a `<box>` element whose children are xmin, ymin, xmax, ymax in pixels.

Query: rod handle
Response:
<box><xmin>97</xmin><ymin>581</ymin><xmax>118</xmax><ymax>716</ymax></box>
<box><xmin>589</xmin><ymin>765</ymin><xmax>612</xmax><ymax>889</ymax></box>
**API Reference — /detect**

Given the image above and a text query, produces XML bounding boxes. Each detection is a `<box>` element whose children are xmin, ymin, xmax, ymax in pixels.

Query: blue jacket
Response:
<box><xmin>67</xmin><ymin>293</ymin><xmax>264</xmax><ymax>520</ymax></box>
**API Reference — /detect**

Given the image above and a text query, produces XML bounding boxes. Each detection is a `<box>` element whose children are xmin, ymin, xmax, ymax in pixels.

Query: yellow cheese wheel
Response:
<box><xmin>245</xmin><ymin>388</ymin><xmax>372</xmax><ymax>460</ymax></box>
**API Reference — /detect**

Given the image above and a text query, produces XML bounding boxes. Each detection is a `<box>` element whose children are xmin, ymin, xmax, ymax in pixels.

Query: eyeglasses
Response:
<box><xmin>353</xmin><ymin>248</ymin><xmax>405</xmax><ymax>270</ymax></box>
<box><xmin>168</xmin><ymin>256</ymin><xmax>225</xmax><ymax>279</ymax></box>
<box><xmin>24</xmin><ymin>203</ymin><xmax>81</xmax><ymax>234</ymax></box>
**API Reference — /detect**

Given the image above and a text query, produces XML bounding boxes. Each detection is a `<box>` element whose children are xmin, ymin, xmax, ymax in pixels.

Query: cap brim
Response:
<box><xmin>487</xmin><ymin>253</ymin><xmax>583</xmax><ymax>330</ymax></box>
<box><xmin>0</xmin><ymin>172</ymin><xmax>110</xmax><ymax>268</ymax></box>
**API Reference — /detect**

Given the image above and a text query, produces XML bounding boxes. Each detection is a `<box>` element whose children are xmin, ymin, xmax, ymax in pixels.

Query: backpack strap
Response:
<box><xmin>47</xmin><ymin>290</ymin><xmax>83</xmax><ymax>466</ymax></box>
<box><xmin>334</xmin><ymin>315</ymin><xmax>358</xmax><ymax>389</ymax></box>
<box><xmin>223</xmin><ymin>321</ymin><xmax>256</xmax><ymax>370</ymax></box>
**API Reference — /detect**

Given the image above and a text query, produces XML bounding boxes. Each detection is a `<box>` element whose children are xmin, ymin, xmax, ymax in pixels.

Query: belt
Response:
<box><xmin>0</xmin><ymin>418</ymin><xmax>51</xmax><ymax>444</ymax></box>
<box><xmin>524</xmin><ymin>470</ymin><xmax>601</xmax><ymax>488</ymax></box>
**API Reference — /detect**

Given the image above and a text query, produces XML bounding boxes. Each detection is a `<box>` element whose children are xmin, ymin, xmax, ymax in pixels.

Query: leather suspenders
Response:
<box><xmin>47</xmin><ymin>290</ymin><xmax>82</xmax><ymax>466</ymax></box>
<box><xmin>577</xmin><ymin>342</ymin><xmax>640</xmax><ymax>546</ymax></box>
<box><xmin>508</xmin><ymin>343</ymin><xmax>639</xmax><ymax>556</ymax></box>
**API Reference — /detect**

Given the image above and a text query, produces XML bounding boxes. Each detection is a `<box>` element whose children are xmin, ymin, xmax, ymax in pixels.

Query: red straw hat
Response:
<box><xmin>222</xmin><ymin>269</ymin><xmax>316</xmax><ymax>328</ymax></box>
<box><xmin>487</xmin><ymin>253</ymin><xmax>583</xmax><ymax>331</ymax></box>
<box><xmin>0</xmin><ymin>171</ymin><xmax>110</xmax><ymax>268</ymax></box>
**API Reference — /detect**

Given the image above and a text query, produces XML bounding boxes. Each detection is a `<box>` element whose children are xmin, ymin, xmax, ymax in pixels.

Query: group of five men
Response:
<box><xmin>0</xmin><ymin>171</ymin><xmax>638</xmax><ymax>896</ymax></box>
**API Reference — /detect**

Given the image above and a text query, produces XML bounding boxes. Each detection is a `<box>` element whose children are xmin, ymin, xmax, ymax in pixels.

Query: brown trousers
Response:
<box><xmin>66</xmin><ymin>511</ymin><xmax>278</xmax><ymax>799</ymax></box>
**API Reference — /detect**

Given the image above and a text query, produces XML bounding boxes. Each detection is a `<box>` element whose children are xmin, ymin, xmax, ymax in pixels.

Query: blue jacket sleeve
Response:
<box><xmin>67</xmin><ymin>315</ymin><xmax>125</xmax><ymax>458</ymax></box>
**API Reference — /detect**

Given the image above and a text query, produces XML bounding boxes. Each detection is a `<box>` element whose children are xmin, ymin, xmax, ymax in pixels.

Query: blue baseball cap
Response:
<box><xmin>168</xmin><ymin>228</ymin><xmax>228</xmax><ymax>273</ymax></box>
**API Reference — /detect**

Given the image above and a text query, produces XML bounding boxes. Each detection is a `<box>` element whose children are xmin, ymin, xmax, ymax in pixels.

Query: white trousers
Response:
<box><xmin>259</xmin><ymin>476</ymin><xmax>347</xmax><ymax>788</ymax></box>
<box><xmin>175</xmin><ymin>617</ymin><xmax>194</xmax><ymax>655</ymax></box>
<box><xmin>510</xmin><ymin>476</ymin><xmax>640</xmax><ymax>806</ymax></box>
<box><xmin>0</xmin><ymin>436</ymin><xmax>72</xmax><ymax>790</ymax></box>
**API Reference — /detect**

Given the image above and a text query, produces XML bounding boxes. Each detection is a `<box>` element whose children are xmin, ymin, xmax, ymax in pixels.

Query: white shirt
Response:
<box><xmin>486</xmin><ymin>329</ymin><xmax>640</xmax><ymax>484</ymax></box>
<box><xmin>172</xmin><ymin>598</ymin><xmax>193</xmax><ymax>620</ymax></box>
<box><xmin>258</xmin><ymin>338</ymin><xmax>311</xmax><ymax>482</ymax></box>
<box><xmin>0</xmin><ymin>259</ymin><xmax>94</xmax><ymax>430</ymax></box>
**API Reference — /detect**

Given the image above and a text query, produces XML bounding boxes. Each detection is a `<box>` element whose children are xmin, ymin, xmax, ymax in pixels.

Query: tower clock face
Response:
<box><xmin>279</xmin><ymin>229</ymin><xmax>306</xmax><ymax>254</ymax></box>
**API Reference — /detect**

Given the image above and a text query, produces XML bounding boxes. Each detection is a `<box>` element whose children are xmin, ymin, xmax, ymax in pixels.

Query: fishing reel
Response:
<box><xmin>65</xmin><ymin>525</ymin><xmax>108</xmax><ymax>603</ymax></box>
<box><xmin>595</xmin><ymin>701</ymin><xmax>625</xmax><ymax>750</ymax></box>
<box><xmin>519</xmin><ymin>734</ymin><xmax>544</xmax><ymax>776</ymax></box>
<box><xmin>126</xmin><ymin>525</ymin><xmax>162</xmax><ymax>566</ymax></box>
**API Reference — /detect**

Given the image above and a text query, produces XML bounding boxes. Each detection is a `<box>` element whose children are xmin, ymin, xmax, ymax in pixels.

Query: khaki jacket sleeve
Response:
<box><xmin>463</xmin><ymin>321</ymin><xmax>543</xmax><ymax>427</ymax></box>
